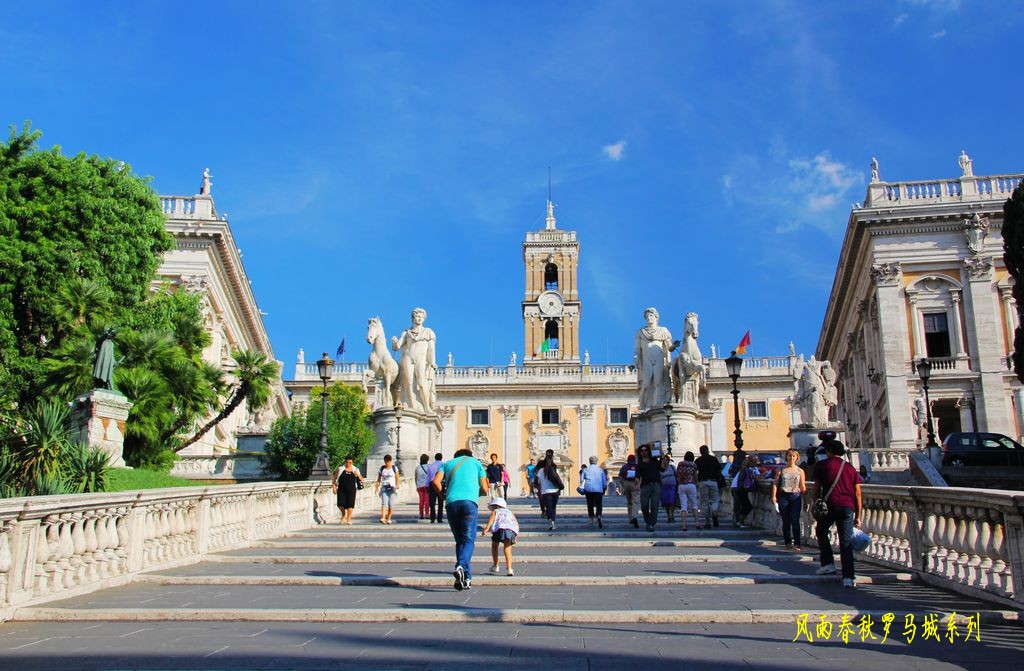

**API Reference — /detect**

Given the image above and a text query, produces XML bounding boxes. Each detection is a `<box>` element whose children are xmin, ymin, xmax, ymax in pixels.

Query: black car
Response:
<box><xmin>940</xmin><ymin>432</ymin><xmax>1024</xmax><ymax>467</ymax></box>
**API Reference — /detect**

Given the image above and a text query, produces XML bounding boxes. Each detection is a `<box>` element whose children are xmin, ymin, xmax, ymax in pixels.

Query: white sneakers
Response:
<box><xmin>489</xmin><ymin>564</ymin><xmax>514</xmax><ymax>576</ymax></box>
<box><xmin>507</xmin><ymin>569</ymin><xmax>515</xmax><ymax>576</ymax></box>
<box><xmin>489</xmin><ymin>564</ymin><xmax>500</xmax><ymax>574</ymax></box>
<box><xmin>815</xmin><ymin>564</ymin><xmax>839</xmax><ymax>575</ymax></box>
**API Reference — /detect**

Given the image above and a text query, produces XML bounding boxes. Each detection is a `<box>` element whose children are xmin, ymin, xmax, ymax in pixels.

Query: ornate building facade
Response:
<box><xmin>287</xmin><ymin>201</ymin><xmax>811</xmax><ymax>490</ymax></box>
<box><xmin>156</xmin><ymin>175</ymin><xmax>290</xmax><ymax>463</ymax></box>
<box><xmin>817</xmin><ymin>157</ymin><xmax>1023</xmax><ymax>471</ymax></box>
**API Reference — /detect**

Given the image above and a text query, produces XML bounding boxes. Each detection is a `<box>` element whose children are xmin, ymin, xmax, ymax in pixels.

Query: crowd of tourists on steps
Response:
<box><xmin>331</xmin><ymin>430</ymin><xmax>866</xmax><ymax>590</ymax></box>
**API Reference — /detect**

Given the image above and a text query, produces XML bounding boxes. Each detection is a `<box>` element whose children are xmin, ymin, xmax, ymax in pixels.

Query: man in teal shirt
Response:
<box><xmin>432</xmin><ymin>448</ymin><xmax>488</xmax><ymax>590</ymax></box>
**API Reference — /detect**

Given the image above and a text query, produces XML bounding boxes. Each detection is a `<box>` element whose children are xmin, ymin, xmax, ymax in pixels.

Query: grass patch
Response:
<box><xmin>106</xmin><ymin>468</ymin><xmax>205</xmax><ymax>492</ymax></box>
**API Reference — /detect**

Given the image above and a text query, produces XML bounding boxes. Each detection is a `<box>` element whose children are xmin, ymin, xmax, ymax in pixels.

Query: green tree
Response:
<box><xmin>0</xmin><ymin>122</ymin><xmax>172</xmax><ymax>407</ymax></box>
<box><xmin>176</xmin><ymin>349</ymin><xmax>279</xmax><ymax>452</ymax></box>
<box><xmin>1003</xmin><ymin>182</ymin><xmax>1024</xmax><ymax>382</ymax></box>
<box><xmin>262</xmin><ymin>383</ymin><xmax>374</xmax><ymax>479</ymax></box>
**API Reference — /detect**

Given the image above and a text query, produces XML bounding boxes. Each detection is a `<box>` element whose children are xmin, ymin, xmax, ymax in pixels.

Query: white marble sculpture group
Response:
<box><xmin>365</xmin><ymin>308</ymin><xmax>437</xmax><ymax>414</ymax></box>
<box><xmin>634</xmin><ymin>308</ymin><xmax>706</xmax><ymax>410</ymax></box>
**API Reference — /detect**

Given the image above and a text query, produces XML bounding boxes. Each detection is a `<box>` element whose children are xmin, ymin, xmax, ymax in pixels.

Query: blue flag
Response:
<box><xmin>336</xmin><ymin>338</ymin><xmax>346</xmax><ymax>357</ymax></box>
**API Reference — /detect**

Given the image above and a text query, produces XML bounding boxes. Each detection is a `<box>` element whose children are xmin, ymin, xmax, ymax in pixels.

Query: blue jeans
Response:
<box><xmin>816</xmin><ymin>506</ymin><xmax>856</xmax><ymax>579</ymax></box>
<box><xmin>446</xmin><ymin>499</ymin><xmax>479</xmax><ymax>579</ymax></box>
<box><xmin>777</xmin><ymin>492</ymin><xmax>802</xmax><ymax>546</ymax></box>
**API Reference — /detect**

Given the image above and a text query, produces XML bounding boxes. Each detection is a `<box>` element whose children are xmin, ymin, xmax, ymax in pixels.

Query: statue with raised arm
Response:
<box><xmin>870</xmin><ymin>157</ymin><xmax>880</xmax><ymax>183</ymax></box>
<box><xmin>391</xmin><ymin>307</ymin><xmax>437</xmax><ymax>413</ymax></box>
<box><xmin>634</xmin><ymin>307</ymin><xmax>676</xmax><ymax>410</ymax></box>
<box><xmin>92</xmin><ymin>327</ymin><xmax>118</xmax><ymax>391</ymax></box>
<box><xmin>796</xmin><ymin>357</ymin><xmax>837</xmax><ymax>426</ymax></box>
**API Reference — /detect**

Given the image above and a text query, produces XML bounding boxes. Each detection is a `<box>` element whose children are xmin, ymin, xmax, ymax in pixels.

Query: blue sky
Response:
<box><xmin>5</xmin><ymin>1</ymin><xmax>1024</xmax><ymax>372</ymax></box>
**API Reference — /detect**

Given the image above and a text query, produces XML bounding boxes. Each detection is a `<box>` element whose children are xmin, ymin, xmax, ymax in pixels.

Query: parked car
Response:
<box><xmin>941</xmin><ymin>432</ymin><xmax>1024</xmax><ymax>467</ymax></box>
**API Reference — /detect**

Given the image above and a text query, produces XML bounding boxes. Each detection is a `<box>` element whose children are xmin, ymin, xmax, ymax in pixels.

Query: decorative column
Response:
<box><xmin>963</xmin><ymin>257</ymin><xmax>1012</xmax><ymax>433</ymax></box>
<box><xmin>499</xmin><ymin>405</ymin><xmax>521</xmax><ymax>491</ymax></box>
<box><xmin>576</xmin><ymin>404</ymin><xmax>595</xmax><ymax>466</ymax></box>
<box><xmin>950</xmin><ymin>290</ymin><xmax>967</xmax><ymax>359</ymax></box>
<box><xmin>871</xmin><ymin>262</ymin><xmax>917</xmax><ymax>451</ymax></box>
<box><xmin>437</xmin><ymin>405</ymin><xmax>456</xmax><ymax>458</ymax></box>
<box><xmin>907</xmin><ymin>294</ymin><xmax>925</xmax><ymax>360</ymax></box>
<box><xmin>1001</xmin><ymin>287</ymin><xmax>1017</xmax><ymax>357</ymax></box>
<box><xmin>1013</xmin><ymin>388</ymin><xmax>1024</xmax><ymax>441</ymax></box>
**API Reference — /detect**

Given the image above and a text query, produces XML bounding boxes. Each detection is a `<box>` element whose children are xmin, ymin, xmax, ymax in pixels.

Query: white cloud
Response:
<box><xmin>893</xmin><ymin>13</ymin><xmax>908</xmax><ymax>27</ymax></box>
<box><xmin>930</xmin><ymin>29</ymin><xmax>948</xmax><ymax>38</ymax></box>
<box><xmin>723</xmin><ymin>149</ymin><xmax>863</xmax><ymax>235</ymax></box>
<box><xmin>602</xmin><ymin>140</ymin><xmax>627</xmax><ymax>161</ymax></box>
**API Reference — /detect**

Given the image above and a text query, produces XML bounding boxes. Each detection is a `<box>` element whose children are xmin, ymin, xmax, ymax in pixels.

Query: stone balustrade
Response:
<box><xmin>858</xmin><ymin>448</ymin><xmax>913</xmax><ymax>472</ymax></box>
<box><xmin>865</xmin><ymin>173</ymin><xmax>1023</xmax><ymax>207</ymax></box>
<box><xmin>169</xmin><ymin>454</ymin><xmax>267</xmax><ymax>480</ymax></box>
<box><xmin>0</xmin><ymin>482</ymin><xmax>335</xmax><ymax>619</ymax></box>
<box><xmin>746</xmin><ymin>481</ymin><xmax>1024</xmax><ymax>607</ymax></box>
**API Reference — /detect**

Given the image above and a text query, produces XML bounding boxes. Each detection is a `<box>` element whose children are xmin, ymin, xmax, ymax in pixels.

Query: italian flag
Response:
<box><xmin>536</xmin><ymin>339</ymin><xmax>551</xmax><ymax>354</ymax></box>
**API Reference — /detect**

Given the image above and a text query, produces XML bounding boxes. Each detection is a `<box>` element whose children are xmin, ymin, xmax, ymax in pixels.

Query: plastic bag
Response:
<box><xmin>850</xmin><ymin>527</ymin><xmax>871</xmax><ymax>552</ymax></box>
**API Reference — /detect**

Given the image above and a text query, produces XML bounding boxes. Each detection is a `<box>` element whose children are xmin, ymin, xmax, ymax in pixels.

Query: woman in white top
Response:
<box><xmin>770</xmin><ymin>449</ymin><xmax>807</xmax><ymax>550</ymax></box>
<box><xmin>580</xmin><ymin>456</ymin><xmax>609</xmax><ymax>528</ymax></box>
<box><xmin>375</xmin><ymin>454</ymin><xmax>401</xmax><ymax>524</ymax></box>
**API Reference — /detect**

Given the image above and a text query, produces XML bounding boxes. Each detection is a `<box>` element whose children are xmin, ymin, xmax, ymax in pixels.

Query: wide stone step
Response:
<box><xmin>204</xmin><ymin>552</ymin><xmax>816</xmax><ymax>564</ymax></box>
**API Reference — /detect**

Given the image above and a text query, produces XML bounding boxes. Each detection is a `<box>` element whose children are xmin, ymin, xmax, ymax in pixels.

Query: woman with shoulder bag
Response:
<box><xmin>332</xmin><ymin>457</ymin><xmax>364</xmax><ymax>525</ymax></box>
<box><xmin>375</xmin><ymin>454</ymin><xmax>401</xmax><ymax>524</ymax></box>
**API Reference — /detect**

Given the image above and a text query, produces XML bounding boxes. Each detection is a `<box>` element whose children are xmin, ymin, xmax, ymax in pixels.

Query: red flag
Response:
<box><xmin>735</xmin><ymin>331</ymin><xmax>751</xmax><ymax>355</ymax></box>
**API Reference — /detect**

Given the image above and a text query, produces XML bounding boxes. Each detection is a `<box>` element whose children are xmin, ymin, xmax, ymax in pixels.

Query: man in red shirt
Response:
<box><xmin>811</xmin><ymin>439</ymin><xmax>863</xmax><ymax>587</ymax></box>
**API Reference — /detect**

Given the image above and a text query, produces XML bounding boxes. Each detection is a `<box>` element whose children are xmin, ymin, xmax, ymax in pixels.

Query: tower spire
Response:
<box><xmin>546</xmin><ymin>167</ymin><xmax>556</xmax><ymax>230</ymax></box>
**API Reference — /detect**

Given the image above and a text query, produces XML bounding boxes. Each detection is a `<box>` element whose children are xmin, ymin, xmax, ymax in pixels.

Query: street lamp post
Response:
<box><xmin>916</xmin><ymin>358</ymin><xmax>939</xmax><ymax>451</ymax></box>
<box><xmin>312</xmin><ymin>352</ymin><xmax>334</xmax><ymax>478</ymax></box>
<box><xmin>725</xmin><ymin>351</ymin><xmax>744</xmax><ymax>452</ymax></box>
<box><xmin>394</xmin><ymin>402</ymin><xmax>404</xmax><ymax>475</ymax></box>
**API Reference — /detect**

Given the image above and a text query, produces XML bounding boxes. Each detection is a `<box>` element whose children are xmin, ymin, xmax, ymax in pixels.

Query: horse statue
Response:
<box><xmin>671</xmin><ymin>312</ymin><xmax>705</xmax><ymax>405</ymax></box>
<box><xmin>366</xmin><ymin>317</ymin><xmax>399</xmax><ymax>406</ymax></box>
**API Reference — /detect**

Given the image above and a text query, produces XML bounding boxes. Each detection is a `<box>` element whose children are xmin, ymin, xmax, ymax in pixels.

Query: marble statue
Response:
<box><xmin>710</xmin><ymin>344</ymin><xmax>717</xmax><ymax>359</ymax></box>
<box><xmin>584</xmin><ymin>350</ymin><xmax>590</xmax><ymax>365</ymax></box>
<box><xmin>92</xmin><ymin>327</ymin><xmax>118</xmax><ymax>391</ymax></box>
<box><xmin>447</xmin><ymin>352</ymin><xmax>453</xmax><ymax>367</ymax></box>
<box><xmin>200</xmin><ymin>168</ymin><xmax>212</xmax><ymax>195</ymax></box>
<box><xmin>796</xmin><ymin>357</ymin><xmax>838</xmax><ymax>426</ymax></box>
<box><xmin>870</xmin><ymin>157</ymin><xmax>879</xmax><ymax>183</ymax></box>
<box><xmin>510</xmin><ymin>351</ymin><xmax>517</xmax><ymax>366</ymax></box>
<box><xmin>959</xmin><ymin>150</ymin><xmax>973</xmax><ymax>177</ymax></box>
<box><xmin>391</xmin><ymin>307</ymin><xmax>437</xmax><ymax>413</ymax></box>
<box><xmin>297</xmin><ymin>348</ymin><xmax>305</xmax><ymax>364</ymax></box>
<box><xmin>635</xmin><ymin>307</ymin><xmax>675</xmax><ymax>409</ymax></box>
<box><xmin>366</xmin><ymin>317</ymin><xmax>399</xmax><ymax>406</ymax></box>
<box><xmin>789</xmin><ymin>341</ymin><xmax>796</xmax><ymax>356</ymax></box>
<box><xmin>671</xmin><ymin>312</ymin><xmax>705</xmax><ymax>405</ymax></box>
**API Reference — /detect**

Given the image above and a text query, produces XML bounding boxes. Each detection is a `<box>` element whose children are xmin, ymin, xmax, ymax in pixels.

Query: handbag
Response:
<box><xmin>576</xmin><ymin>486</ymin><xmax>586</xmax><ymax>495</ymax></box>
<box><xmin>811</xmin><ymin>463</ymin><xmax>845</xmax><ymax>521</ymax></box>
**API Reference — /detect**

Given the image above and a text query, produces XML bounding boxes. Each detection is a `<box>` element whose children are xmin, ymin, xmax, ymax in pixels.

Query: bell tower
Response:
<box><xmin>522</xmin><ymin>200</ymin><xmax>581</xmax><ymax>364</ymax></box>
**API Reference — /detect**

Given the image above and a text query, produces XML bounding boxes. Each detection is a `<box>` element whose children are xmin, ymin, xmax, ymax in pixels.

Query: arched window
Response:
<box><xmin>544</xmin><ymin>320</ymin><xmax>560</xmax><ymax>351</ymax></box>
<box><xmin>544</xmin><ymin>263</ymin><xmax>559</xmax><ymax>291</ymax></box>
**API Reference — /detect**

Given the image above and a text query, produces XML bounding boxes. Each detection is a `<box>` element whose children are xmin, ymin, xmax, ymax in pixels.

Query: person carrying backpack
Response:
<box><xmin>731</xmin><ymin>455</ymin><xmax>760</xmax><ymax>528</ymax></box>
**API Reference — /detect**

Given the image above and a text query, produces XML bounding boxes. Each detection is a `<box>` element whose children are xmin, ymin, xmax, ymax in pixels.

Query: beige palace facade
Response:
<box><xmin>288</xmin><ymin>202</ymin><xmax>814</xmax><ymax>491</ymax></box>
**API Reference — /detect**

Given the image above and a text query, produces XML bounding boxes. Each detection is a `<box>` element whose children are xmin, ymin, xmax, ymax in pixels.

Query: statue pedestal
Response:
<box><xmin>69</xmin><ymin>389</ymin><xmax>132</xmax><ymax>468</ymax></box>
<box><xmin>631</xmin><ymin>403</ymin><xmax>713</xmax><ymax>458</ymax></box>
<box><xmin>368</xmin><ymin>406</ymin><xmax>443</xmax><ymax>481</ymax></box>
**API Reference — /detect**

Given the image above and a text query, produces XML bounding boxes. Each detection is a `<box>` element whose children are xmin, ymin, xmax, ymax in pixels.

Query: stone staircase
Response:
<box><xmin>1</xmin><ymin>496</ymin><xmax>1022</xmax><ymax>670</ymax></box>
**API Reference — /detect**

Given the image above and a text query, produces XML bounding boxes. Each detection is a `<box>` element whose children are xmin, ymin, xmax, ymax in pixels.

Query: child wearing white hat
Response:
<box><xmin>481</xmin><ymin>497</ymin><xmax>519</xmax><ymax>576</ymax></box>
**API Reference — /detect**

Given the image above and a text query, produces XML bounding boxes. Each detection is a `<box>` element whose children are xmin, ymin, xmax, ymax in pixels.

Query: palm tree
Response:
<box><xmin>175</xmin><ymin>349</ymin><xmax>279</xmax><ymax>452</ymax></box>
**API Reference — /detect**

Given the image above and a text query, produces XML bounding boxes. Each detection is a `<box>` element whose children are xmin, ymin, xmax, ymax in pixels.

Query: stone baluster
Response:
<box><xmin>990</xmin><ymin>521</ymin><xmax>1010</xmax><ymax>598</ymax></box>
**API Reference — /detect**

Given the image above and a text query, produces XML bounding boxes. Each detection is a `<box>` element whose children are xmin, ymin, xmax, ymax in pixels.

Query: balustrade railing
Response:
<box><xmin>0</xmin><ymin>482</ymin><xmax>333</xmax><ymax>617</ymax></box>
<box><xmin>746</xmin><ymin>482</ymin><xmax>1024</xmax><ymax>606</ymax></box>
<box><xmin>869</xmin><ymin>174</ymin><xmax>1024</xmax><ymax>206</ymax></box>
